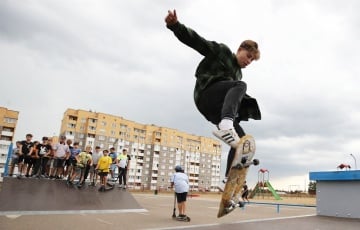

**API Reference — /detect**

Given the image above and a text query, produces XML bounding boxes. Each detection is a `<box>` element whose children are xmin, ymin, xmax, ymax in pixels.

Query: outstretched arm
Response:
<box><xmin>165</xmin><ymin>9</ymin><xmax>220</xmax><ymax>57</ymax></box>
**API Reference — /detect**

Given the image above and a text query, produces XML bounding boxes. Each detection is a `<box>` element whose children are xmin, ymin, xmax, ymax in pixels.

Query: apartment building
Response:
<box><xmin>60</xmin><ymin>108</ymin><xmax>222</xmax><ymax>191</ymax></box>
<box><xmin>0</xmin><ymin>107</ymin><xmax>19</xmax><ymax>177</ymax></box>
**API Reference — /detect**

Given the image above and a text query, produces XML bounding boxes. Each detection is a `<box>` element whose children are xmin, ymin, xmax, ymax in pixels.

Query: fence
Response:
<box><xmin>244</xmin><ymin>201</ymin><xmax>316</xmax><ymax>214</ymax></box>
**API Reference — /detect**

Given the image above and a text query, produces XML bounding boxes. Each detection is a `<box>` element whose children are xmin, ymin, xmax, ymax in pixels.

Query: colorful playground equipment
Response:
<box><xmin>337</xmin><ymin>163</ymin><xmax>351</xmax><ymax>170</ymax></box>
<box><xmin>249</xmin><ymin>168</ymin><xmax>282</xmax><ymax>200</ymax></box>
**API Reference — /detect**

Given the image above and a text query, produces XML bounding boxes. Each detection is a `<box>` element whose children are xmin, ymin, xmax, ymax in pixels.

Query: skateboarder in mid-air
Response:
<box><xmin>165</xmin><ymin>10</ymin><xmax>261</xmax><ymax>191</ymax></box>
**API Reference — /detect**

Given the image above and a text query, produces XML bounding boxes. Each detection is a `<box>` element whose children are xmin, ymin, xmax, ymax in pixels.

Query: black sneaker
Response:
<box><xmin>238</xmin><ymin>201</ymin><xmax>245</xmax><ymax>208</ymax></box>
<box><xmin>176</xmin><ymin>215</ymin><xmax>187</xmax><ymax>221</ymax></box>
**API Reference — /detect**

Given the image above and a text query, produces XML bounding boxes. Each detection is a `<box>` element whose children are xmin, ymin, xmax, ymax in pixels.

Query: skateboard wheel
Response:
<box><xmin>253</xmin><ymin>159</ymin><xmax>260</xmax><ymax>166</ymax></box>
<box><xmin>241</xmin><ymin>157</ymin><xmax>247</xmax><ymax>164</ymax></box>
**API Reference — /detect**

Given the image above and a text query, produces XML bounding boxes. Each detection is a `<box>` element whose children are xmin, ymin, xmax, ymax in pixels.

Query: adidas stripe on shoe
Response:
<box><xmin>213</xmin><ymin>129</ymin><xmax>240</xmax><ymax>148</ymax></box>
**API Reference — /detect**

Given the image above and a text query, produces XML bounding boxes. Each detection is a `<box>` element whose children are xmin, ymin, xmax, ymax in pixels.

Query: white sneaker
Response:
<box><xmin>213</xmin><ymin>129</ymin><xmax>240</xmax><ymax>148</ymax></box>
<box><xmin>217</xmin><ymin>178</ymin><xmax>227</xmax><ymax>192</ymax></box>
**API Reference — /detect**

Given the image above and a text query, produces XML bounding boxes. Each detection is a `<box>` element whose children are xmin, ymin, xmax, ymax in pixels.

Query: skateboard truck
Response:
<box><xmin>232</xmin><ymin>158</ymin><xmax>260</xmax><ymax>170</ymax></box>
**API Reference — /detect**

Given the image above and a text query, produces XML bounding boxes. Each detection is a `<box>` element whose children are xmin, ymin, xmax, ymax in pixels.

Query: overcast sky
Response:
<box><xmin>1</xmin><ymin>0</ymin><xmax>360</xmax><ymax>191</ymax></box>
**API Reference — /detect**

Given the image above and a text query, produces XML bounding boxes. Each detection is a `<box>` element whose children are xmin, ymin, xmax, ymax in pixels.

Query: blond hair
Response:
<box><xmin>239</xmin><ymin>40</ymin><xmax>260</xmax><ymax>60</ymax></box>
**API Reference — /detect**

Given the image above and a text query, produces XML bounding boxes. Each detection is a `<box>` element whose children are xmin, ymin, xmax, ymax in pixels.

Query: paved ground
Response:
<box><xmin>0</xmin><ymin>177</ymin><xmax>144</xmax><ymax>214</ymax></box>
<box><xmin>1</xmin><ymin>178</ymin><xmax>360</xmax><ymax>230</ymax></box>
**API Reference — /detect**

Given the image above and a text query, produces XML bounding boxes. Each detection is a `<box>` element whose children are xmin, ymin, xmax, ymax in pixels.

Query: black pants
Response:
<box><xmin>196</xmin><ymin>80</ymin><xmax>247</xmax><ymax>177</ymax></box>
<box><xmin>118</xmin><ymin>167</ymin><xmax>127</xmax><ymax>185</ymax></box>
<box><xmin>41</xmin><ymin>157</ymin><xmax>50</xmax><ymax>175</ymax></box>
<box><xmin>32</xmin><ymin>157</ymin><xmax>42</xmax><ymax>176</ymax></box>
<box><xmin>83</xmin><ymin>164</ymin><xmax>91</xmax><ymax>181</ymax></box>
<box><xmin>196</xmin><ymin>80</ymin><xmax>247</xmax><ymax>124</ymax></box>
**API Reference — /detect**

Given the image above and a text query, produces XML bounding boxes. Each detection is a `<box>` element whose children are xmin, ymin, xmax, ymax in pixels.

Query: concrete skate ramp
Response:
<box><xmin>0</xmin><ymin>177</ymin><xmax>146</xmax><ymax>215</ymax></box>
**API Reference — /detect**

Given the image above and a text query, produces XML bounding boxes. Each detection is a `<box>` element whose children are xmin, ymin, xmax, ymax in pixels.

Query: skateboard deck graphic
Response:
<box><xmin>217</xmin><ymin>134</ymin><xmax>259</xmax><ymax>218</ymax></box>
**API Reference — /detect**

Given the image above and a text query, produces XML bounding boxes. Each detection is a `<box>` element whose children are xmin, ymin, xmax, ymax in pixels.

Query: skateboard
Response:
<box><xmin>217</xmin><ymin>134</ymin><xmax>259</xmax><ymax>218</ymax></box>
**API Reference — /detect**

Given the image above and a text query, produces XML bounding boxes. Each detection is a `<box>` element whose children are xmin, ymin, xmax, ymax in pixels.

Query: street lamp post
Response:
<box><xmin>350</xmin><ymin>154</ymin><xmax>357</xmax><ymax>170</ymax></box>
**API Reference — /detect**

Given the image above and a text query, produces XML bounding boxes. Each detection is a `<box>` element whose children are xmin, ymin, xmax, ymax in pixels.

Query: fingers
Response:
<box><xmin>167</xmin><ymin>9</ymin><xmax>177</xmax><ymax>19</ymax></box>
<box><xmin>165</xmin><ymin>9</ymin><xmax>177</xmax><ymax>25</ymax></box>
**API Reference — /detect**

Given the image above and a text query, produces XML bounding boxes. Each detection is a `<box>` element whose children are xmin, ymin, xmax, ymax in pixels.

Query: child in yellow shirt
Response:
<box><xmin>96</xmin><ymin>149</ymin><xmax>113</xmax><ymax>192</ymax></box>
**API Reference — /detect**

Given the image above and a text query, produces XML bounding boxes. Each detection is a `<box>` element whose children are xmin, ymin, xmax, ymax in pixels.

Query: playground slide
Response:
<box><xmin>265</xmin><ymin>181</ymin><xmax>282</xmax><ymax>200</ymax></box>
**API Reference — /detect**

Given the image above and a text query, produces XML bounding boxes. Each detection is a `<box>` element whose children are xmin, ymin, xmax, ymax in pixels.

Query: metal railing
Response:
<box><xmin>243</xmin><ymin>201</ymin><xmax>316</xmax><ymax>213</ymax></box>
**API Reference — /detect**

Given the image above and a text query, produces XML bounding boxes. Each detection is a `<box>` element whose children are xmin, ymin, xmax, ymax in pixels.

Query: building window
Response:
<box><xmin>109</xmin><ymin>137</ymin><xmax>116</xmax><ymax>142</ymax></box>
<box><xmin>3</xmin><ymin>117</ymin><xmax>17</xmax><ymax>123</ymax></box>
<box><xmin>66</xmin><ymin>131</ymin><xmax>73</xmax><ymax>136</ymax></box>
<box><xmin>67</xmin><ymin>123</ymin><xmax>76</xmax><ymax>128</ymax></box>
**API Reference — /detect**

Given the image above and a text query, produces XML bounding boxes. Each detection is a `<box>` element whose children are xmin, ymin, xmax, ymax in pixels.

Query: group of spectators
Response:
<box><xmin>8</xmin><ymin>133</ymin><xmax>131</xmax><ymax>190</ymax></box>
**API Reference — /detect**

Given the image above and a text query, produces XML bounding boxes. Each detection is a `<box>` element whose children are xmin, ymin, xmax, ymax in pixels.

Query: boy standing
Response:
<box><xmin>170</xmin><ymin>165</ymin><xmax>190</xmax><ymax>220</ymax></box>
<box><xmin>50</xmin><ymin>135</ymin><xmax>70</xmax><ymax>179</ymax></box>
<box><xmin>109</xmin><ymin>147</ymin><xmax>117</xmax><ymax>180</ymax></box>
<box><xmin>117</xmin><ymin>149</ymin><xmax>131</xmax><ymax>189</ymax></box>
<box><xmin>36</xmin><ymin>137</ymin><xmax>53</xmax><ymax>178</ymax></box>
<box><xmin>18</xmin><ymin>134</ymin><xmax>34</xmax><ymax>178</ymax></box>
<box><xmin>69</xmin><ymin>145</ymin><xmax>92</xmax><ymax>187</ymax></box>
<box><xmin>165</xmin><ymin>10</ymin><xmax>261</xmax><ymax>190</ymax></box>
<box><xmin>65</xmin><ymin>141</ymin><xmax>81</xmax><ymax>180</ymax></box>
<box><xmin>96</xmin><ymin>149</ymin><xmax>113</xmax><ymax>192</ymax></box>
<box><xmin>241</xmin><ymin>181</ymin><xmax>250</xmax><ymax>202</ymax></box>
<box><xmin>89</xmin><ymin>146</ymin><xmax>103</xmax><ymax>186</ymax></box>
<box><xmin>9</xmin><ymin>141</ymin><xmax>22</xmax><ymax>177</ymax></box>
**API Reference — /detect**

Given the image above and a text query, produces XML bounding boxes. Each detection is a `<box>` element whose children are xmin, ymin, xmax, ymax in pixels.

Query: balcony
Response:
<box><xmin>0</xmin><ymin>140</ymin><xmax>11</xmax><ymax>145</ymax></box>
<box><xmin>1</xmin><ymin>131</ymin><xmax>14</xmax><ymax>137</ymax></box>
<box><xmin>136</xmin><ymin>159</ymin><xmax>144</xmax><ymax>163</ymax></box>
<box><xmin>66</xmin><ymin>135</ymin><xmax>75</xmax><ymax>140</ymax></box>
<box><xmin>154</xmin><ymin>145</ymin><xmax>160</xmax><ymax>151</ymax></box>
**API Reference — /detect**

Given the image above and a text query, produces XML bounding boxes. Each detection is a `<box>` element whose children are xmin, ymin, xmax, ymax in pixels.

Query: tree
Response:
<box><xmin>308</xmin><ymin>181</ymin><xmax>316</xmax><ymax>195</ymax></box>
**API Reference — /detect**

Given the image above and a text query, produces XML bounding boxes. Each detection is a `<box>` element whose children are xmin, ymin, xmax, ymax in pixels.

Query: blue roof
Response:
<box><xmin>309</xmin><ymin>170</ymin><xmax>360</xmax><ymax>181</ymax></box>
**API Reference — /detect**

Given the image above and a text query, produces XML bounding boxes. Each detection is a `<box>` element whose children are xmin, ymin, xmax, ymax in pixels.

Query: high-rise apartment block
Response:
<box><xmin>60</xmin><ymin>108</ymin><xmax>222</xmax><ymax>191</ymax></box>
<box><xmin>0</xmin><ymin>107</ymin><xmax>19</xmax><ymax>177</ymax></box>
